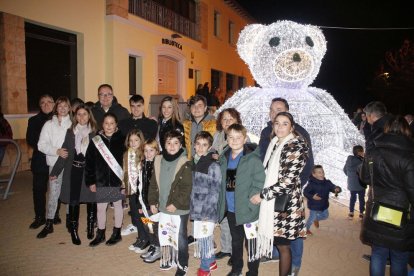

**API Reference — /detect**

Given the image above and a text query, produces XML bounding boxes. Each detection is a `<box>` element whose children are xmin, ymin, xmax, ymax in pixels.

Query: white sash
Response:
<box><xmin>193</xmin><ymin>221</ymin><xmax>215</xmax><ymax>259</ymax></box>
<box><xmin>244</xmin><ymin>220</ymin><xmax>259</xmax><ymax>261</ymax></box>
<box><xmin>92</xmin><ymin>135</ymin><xmax>123</xmax><ymax>180</ymax></box>
<box><xmin>158</xmin><ymin>213</ymin><xmax>181</xmax><ymax>267</ymax></box>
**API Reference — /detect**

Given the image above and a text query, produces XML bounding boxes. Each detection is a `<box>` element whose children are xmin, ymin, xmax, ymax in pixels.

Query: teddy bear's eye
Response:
<box><xmin>269</xmin><ymin>37</ymin><xmax>280</xmax><ymax>47</ymax></box>
<box><xmin>305</xmin><ymin>36</ymin><xmax>314</xmax><ymax>47</ymax></box>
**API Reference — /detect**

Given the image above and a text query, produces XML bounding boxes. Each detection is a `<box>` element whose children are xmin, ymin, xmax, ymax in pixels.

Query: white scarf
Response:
<box><xmin>158</xmin><ymin>213</ymin><xmax>181</xmax><ymax>267</ymax></box>
<box><xmin>193</xmin><ymin>221</ymin><xmax>215</xmax><ymax>259</ymax></box>
<box><xmin>127</xmin><ymin>149</ymin><xmax>140</xmax><ymax>194</ymax></box>
<box><xmin>74</xmin><ymin>124</ymin><xmax>91</xmax><ymax>155</ymax></box>
<box><xmin>257</xmin><ymin>133</ymin><xmax>294</xmax><ymax>258</ymax></box>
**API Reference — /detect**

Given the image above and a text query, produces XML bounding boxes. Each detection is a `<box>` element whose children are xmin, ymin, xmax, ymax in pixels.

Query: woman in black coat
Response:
<box><xmin>85</xmin><ymin>113</ymin><xmax>126</xmax><ymax>247</ymax></box>
<box><xmin>360</xmin><ymin>116</ymin><xmax>414</xmax><ymax>276</ymax></box>
<box><xmin>50</xmin><ymin>104</ymin><xmax>97</xmax><ymax>245</ymax></box>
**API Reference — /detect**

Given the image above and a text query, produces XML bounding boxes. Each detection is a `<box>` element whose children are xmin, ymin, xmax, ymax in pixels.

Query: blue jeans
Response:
<box><xmin>349</xmin><ymin>190</ymin><xmax>365</xmax><ymax>213</ymax></box>
<box><xmin>272</xmin><ymin>238</ymin><xmax>303</xmax><ymax>268</ymax></box>
<box><xmin>306</xmin><ymin>209</ymin><xmax>329</xmax><ymax>230</ymax></box>
<box><xmin>370</xmin><ymin>245</ymin><xmax>409</xmax><ymax>276</ymax></box>
<box><xmin>200</xmin><ymin>255</ymin><xmax>215</xmax><ymax>271</ymax></box>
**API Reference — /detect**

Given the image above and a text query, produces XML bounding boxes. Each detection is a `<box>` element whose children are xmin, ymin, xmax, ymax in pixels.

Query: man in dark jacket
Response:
<box><xmin>363</xmin><ymin>101</ymin><xmax>393</xmax><ymax>154</ymax></box>
<box><xmin>118</xmin><ymin>95</ymin><xmax>157</xmax><ymax>140</ymax></box>
<box><xmin>91</xmin><ymin>84</ymin><xmax>129</xmax><ymax>128</ymax></box>
<box><xmin>258</xmin><ymin>97</ymin><xmax>313</xmax><ymax>271</ymax></box>
<box><xmin>26</xmin><ymin>95</ymin><xmax>57</xmax><ymax>229</ymax></box>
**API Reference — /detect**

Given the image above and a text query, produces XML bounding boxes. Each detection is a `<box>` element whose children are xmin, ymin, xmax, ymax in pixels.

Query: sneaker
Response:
<box><xmin>141</xmin><ymin>245</ymin><xmax>156</xmax><ymax>259</ymax></box>
<box><xmin>128</xmin><ymin>238</ymin><xmax>142</xmax><ymax>251</ymax></box>
<box><xmin>197</xmin><ymin>268</ymin><xmax>211</xmax><ymax>276</ymax></box>
<box><xmin>160</xmin><ymin>262</ymin><xmax>177</xmax><ymax>271</ymax></box>
<box><xmin>188</xmin><ymin>235</ymin><xmax>196</xmax><ymax>246</ymax></box>
<box><xmin>121</xmin><ymin>224</ymin><xmax>137</xmax><ymax>236</ymax></box>
<box><xmin>175</xmin><ymin>266</ymin><xmax>188</xmax><ymax>276</ymax></box>
<box><xmin>134</xmin><ymin>240</ymin><xmax>150</xmax><ymax>254</ymax></box>
<box><xmin>143</xmin><ymin>246</ymin><xmax>161</xmax><ymax>263</ymax></box>
<box><xmin>359</xmin><ymin>213</ymin><xmax>364</xmax><ymax>220</ymax></box>
<box><xmin>260</xmin><ymin>256</ymin><xmax>279</xmax><ymax>263</ymax></box>
<box><xmin>348</xmin><ymin>212</ymin><xmax>354</xmax><ymax>220</ymax></box>
<box><xmin>313</xmin><ymin>220</ymin><xmax>319</xmax><ymax>228</ymax></box>
<box><xmin>209</xmin><ymin>261</ymin><xmax>218</xmax><ymax>271</ymax></box>
<box><xmin>292</xmin><ymin>266</ymin><xmax>300</xmax><ymax>276</ymax></box>
<box><xmin>306</xmin><ymin>229</ymin><xmax>313</xmax><ymax>236</ymax></box>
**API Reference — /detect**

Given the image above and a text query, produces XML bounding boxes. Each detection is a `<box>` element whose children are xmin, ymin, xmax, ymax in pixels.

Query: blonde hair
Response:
<box><xmin>143</xmin><ymin>138</ymin><xmax>160</xmax><ymax>155</ymax></box>
<box><xmin>122</xmin><ymin>129</ymin><xmax>145</xmax><ymax>193</ymax></box>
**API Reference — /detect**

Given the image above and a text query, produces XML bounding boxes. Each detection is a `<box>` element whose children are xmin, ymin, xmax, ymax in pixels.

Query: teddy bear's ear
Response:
<box><xmin>305</xmin><ymin>24</ymin><xmax>327</xmax><ymax>55</ymax></box>
<box><xmin>237</xmin><ymin>24</ymin><xmax>265</xmax><ymax>65</ymax></box>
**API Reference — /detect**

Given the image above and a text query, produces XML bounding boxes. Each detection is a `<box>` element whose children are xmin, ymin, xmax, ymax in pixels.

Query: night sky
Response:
<box><xmin>235</xmin><ymin>0</ymin><xmax>414</xmax><ymax>115</ymax></box>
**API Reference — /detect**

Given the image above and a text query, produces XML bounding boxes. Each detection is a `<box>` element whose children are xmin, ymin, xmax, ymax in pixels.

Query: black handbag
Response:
<box><xmin>368</xmin><ymin>159</ymin><xmax>409</xmax><ymax>229</ymax></box>
<box><xmin>274</xmin><ymin>193</ymin><xmax>291</xmax><ymax>212</ymax></box>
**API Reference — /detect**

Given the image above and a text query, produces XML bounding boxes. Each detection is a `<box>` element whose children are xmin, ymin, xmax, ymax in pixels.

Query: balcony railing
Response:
<box><xmin>129</xmin><ymin>0</ymin><xmax>200</xmax><ymax>41</ymax></box>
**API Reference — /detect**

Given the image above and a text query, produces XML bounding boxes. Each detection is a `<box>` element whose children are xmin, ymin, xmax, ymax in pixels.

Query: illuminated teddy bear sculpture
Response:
<box><xmin>217</xmin><ymin>20</ymin><xmax>365</xmax><ymax>197</ymax></box>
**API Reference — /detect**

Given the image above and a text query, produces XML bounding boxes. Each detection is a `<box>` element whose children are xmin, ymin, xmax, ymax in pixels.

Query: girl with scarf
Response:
<box><xmin>121</xmin><ymin>129</ymin><xmax>146</xmax><ymax>252</ymax></box>
<box><xmin>251</xmin><ymin>112</ymin><xmax>308</xmax><ymax>276</ymax></box>
<box><xmin>50</xmin><ymin>104</ymin><xmax>97</xmax><ymax>245</ymax></box>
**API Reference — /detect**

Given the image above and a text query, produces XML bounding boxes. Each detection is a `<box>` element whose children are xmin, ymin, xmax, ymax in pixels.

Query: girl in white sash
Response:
<box><xmin>85</xmin><ymin>113</ymin><xmax>126</xmax><ymax>247</ymax></box>
<box><xmin>121</xmin><ymin>129</ymin><xmax>146</xmax><ymax>252</ymax></box>
<box><xmin>251</xmin><ymin>112</ymin><xmax>308</xmax><ymax>276</ymax></box>
<box><xmin>148</xmin><ymin>130</ymin><xmax>192</xmax><ymax>276</ymax></box>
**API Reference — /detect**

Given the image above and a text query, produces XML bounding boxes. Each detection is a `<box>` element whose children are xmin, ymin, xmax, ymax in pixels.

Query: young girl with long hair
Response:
<box><xmin>157</xmin><ymin>96</ymin><xmax>184</xmax><ymax>153</ymax></box>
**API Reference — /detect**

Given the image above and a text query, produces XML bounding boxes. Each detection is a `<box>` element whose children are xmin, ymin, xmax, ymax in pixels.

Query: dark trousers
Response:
<box><xmin>349</xmin><ymin>190</ymin><xmax>366</xmax><ymax>213</ymax></box>
<box><xmin>129</xmin><ymin>195</ymin><xmax>149</xmax><ymax>241</ymax></box>
<box><xmin>227</xmin><ymin>212</ymin><xmax>260</xmax><ymax>275</ymax></box>
<box><xmin>177</xmin><ymin>214</ymin><xmax>189</xmax><ymax>269</ymax></box>
<box><xmin>32</xmin><ymin>172</ymin><xmax>49</xmax><ymax>218</ymax></box>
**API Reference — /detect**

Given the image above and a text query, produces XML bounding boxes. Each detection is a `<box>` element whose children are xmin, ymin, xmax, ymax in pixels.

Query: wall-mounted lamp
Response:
<box><xmin>171</xmin><ymin>33</ymin><xmax>182</xmax><ymax>39</ymax></box>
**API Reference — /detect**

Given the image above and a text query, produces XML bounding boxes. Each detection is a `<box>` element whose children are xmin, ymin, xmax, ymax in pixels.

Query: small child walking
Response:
<box><xmin>343</xmin><ymin>145</ymin><xmax>365</xmax><ymax>220</ymax></box>
<box><xmin>303</xmin><ymin>165</ymin><xmax>341</xmax><ymax>235</ymax></box>
<box><xmin>190</xmin><ymin>131</ymin><xmax>222</xmax><ymax>276</ymax></box>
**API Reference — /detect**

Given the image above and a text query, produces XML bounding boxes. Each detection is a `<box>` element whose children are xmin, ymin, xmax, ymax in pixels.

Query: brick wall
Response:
<box><xmin>106</xmin><ymin>0</ymin><xmax>128</xmax><ymax>18</ymax></box>
<box><xmin>0</xmin><ymin>12</ymin><xmax>28</xmax><ymax>114</ymax></box>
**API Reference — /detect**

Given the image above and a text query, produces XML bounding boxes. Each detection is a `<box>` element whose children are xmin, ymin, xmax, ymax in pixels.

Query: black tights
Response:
<box><xmin>276</xmin><ymin>244</ymin><xmax>292</xmax><ymax>276</ymax></box>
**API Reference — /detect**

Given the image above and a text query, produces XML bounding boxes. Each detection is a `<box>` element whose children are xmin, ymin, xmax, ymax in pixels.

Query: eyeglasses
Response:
<box><xmin>99</xmin><ymin>93</ymin><xmax>113</xmax><ymax>98</ymax></box>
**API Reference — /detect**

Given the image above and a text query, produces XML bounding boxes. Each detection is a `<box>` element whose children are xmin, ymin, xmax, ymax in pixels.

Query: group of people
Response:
<box><xmin>25</xmin><ymin>83</ymin><xmax>413</xmax><ymax>276</ymax></box>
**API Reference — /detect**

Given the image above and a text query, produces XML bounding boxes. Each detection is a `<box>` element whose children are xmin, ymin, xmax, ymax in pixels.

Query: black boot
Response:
<box><xmin>69</xmin><ymin>205</ymin><xmax>81</xmax><ymax>245</ymax></box>
<box><xmin>66</xmin><ymin>212</ymin><xmax>70</xmax><ymax>233</ymax></box>
<box><xmin>89</xmin><ymin>228</ymin><xmax>105</xmax><ymax>247</ymax></box>
<box><xmin>86</xmin><ymin>203</ymin><xmax>96</xmax><ymax>240</ymax></box>
<box><xmin>29</xmin><ymin>217</ymin><xmax>46</xmax><ymax>229</ymax></box>
<box><xmin>37</xmin><ymin>219</ymin><xmax>54</xmax><ymax>239</ymax></box>
<box><xmin>106</xmin><ymin>227</ymin><xmax>122</xmax><ymax>246</ymax></box>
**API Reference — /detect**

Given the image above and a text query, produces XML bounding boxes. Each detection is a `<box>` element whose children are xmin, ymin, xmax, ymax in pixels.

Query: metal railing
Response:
<box><xmin>0</xmin><ymin>139</ymin><xmax>21</xmax><ymax>200</ymax></box>
<box><xmin>128</xmin><ymin>0</ymin><xmax>200</xmax><ymax>41</ymax></box>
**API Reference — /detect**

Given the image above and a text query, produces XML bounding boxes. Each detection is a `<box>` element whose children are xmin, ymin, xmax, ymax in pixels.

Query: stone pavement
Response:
<box><xmin>0</xmin><ymin>171</ymin><xmax>372</xmax><ymax>276</ymax></box>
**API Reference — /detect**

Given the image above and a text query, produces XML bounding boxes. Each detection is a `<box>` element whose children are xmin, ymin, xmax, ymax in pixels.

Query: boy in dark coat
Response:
<box><xmin>303</xmin><ymin>165</ymin><xmax>341</xmax><ymax>235</ymax></box>
<box><xmin>343</xmin><ymin>145</ymin><xmax>365</xmax><ymax>220</ymax></box>
<box><xmin>190</xmin><ymin>131</ymin><xmax>221</xmax><ymax>276</ymax></box>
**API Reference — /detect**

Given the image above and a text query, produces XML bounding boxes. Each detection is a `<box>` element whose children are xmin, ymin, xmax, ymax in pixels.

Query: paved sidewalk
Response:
<box><xmin>0</xmin><ymin>171</ymin><xmax>372</xmax><ymax>275</ymax></box>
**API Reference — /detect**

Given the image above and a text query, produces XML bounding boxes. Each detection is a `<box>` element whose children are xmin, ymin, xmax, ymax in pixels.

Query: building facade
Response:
<box><xmin>0</xmin><ymin>0</ymin><xmax>254</xmax><ymax>172</ymax></box>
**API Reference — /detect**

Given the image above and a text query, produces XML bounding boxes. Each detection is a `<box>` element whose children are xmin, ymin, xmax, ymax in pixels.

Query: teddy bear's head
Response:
<box><xmin>237</xmin><ymin>20</ymin><xmax>327</xmax><ymax>89</ymax></box>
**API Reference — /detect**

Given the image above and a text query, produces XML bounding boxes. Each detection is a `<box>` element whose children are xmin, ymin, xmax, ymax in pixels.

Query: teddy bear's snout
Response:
<box><xmin>293</xmin><ymin>53</ymin><xmax>301</xmax><ymax>62</ymax></box>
